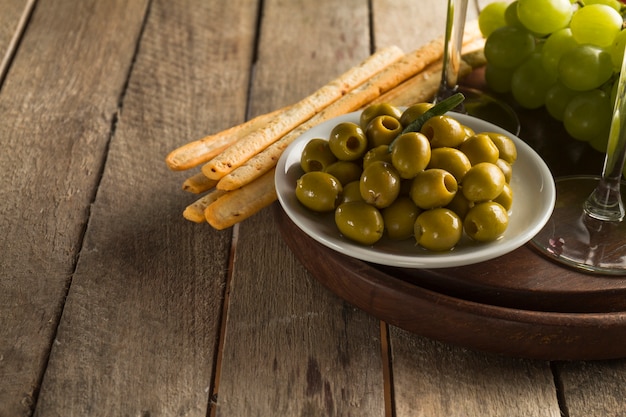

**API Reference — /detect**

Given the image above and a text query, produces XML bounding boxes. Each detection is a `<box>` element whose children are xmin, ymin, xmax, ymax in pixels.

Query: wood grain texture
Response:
<box><xmin>214</xmin><ymin>0</ymin><xmax>386</xmax><ymax>416</ymax></box>
<box><xmin>31</xmin><ymin>0</ymin><xmax>259</xmax><ymax>415</ymax></box>
<box><xmin>0</xmin><ymin>0</ymin><xmax>34</xmax><ymax>81</ymax></box>
<box><xmin>0</xmin><ymin>0</ymin><xmax>148</xmax><ymax>415</ymax></box>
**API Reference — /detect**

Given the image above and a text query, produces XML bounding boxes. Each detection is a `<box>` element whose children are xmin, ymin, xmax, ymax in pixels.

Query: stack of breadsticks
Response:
<box><xmin>166</xmin><ymin>21</ymin><xmax>487</xmax><ymax>230</ymax></box>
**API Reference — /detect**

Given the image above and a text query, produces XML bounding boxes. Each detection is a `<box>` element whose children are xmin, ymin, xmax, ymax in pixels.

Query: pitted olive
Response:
<box><xmin>363</xmin><ymin>145</ymin><xmax>393</xmax><ymax>169</ymax></box>
<box><xmin>399</xmin><ymin>102</ymin><xmax>434</xmax><ymax>127</ymax></box>
<box><xmin>328</xmin><ymin>122</ymin><xmax>368</xmax><ymax>161</ymax></box>
<box><xmin>360</xmin><ymin>161</ymin><xmax>401</xmax><ymax>208</ymax></box>
<box><xmin>487</xmin><ymin>132</ymin><xmax>517</xmax><ymax>164</ymax></box>
<box><xmin>461</xmin><ymin>162</ymin><xmax>506</xmax><ymax>202</ymax></box>
<box><xmin>410</xmin><ymin>168</ymin><xmax>458</xmax><ymax>209</ymax></box>
<box><xmin>324</xmin><ymin>160</ymin><xmax>362</xmax><ymax>185</ymax></box>
<box><xmin>382</xmin><ymin>196</ymin><xmax>421</xmax><ymax>240</ymax></box>
<box><xmin>495</xmin><ymin>158</ymin><xmax>513</xmax><ymax>183</ymax></box>
<box><xmin>360</xmin><ymin>103</ymin><xmax>402</xmax><ymax>130</ymax></box>
<box><xmin>427</xmin><ymin>147</ymin><xmax>471</xmax><ymax>182</ymax></box>
<box><xmin>300</xmin><ymin>138</ymin><xmax>337</xmax><ymax>172</ymax></box>
<box><xmin>390</xmin><ymin>132</ymin><xmax>431</xmax><ymax>179</ymax></box>
<box><xmin>464</xmin><ymin>201</ymin><xmax>509</xmax><ymax>242</ymax></box>
<box><xmin>295</xmin><ymin>171</ymin><xmax>343</xmax><ymax>212</ymax></box>
<box><xmin>366</xmin><ymin>115</ymin><xmax>404</xmax><ymax>148</ymax></box>
<box><xmin>459</xmin><ymin>133</ymin><xmax>500</xmax><ymax>165</ymax></box>
<box><xmin>341</xmin><ymin>180</ymin><xmax>364</xmax><ymax>203</ymax></box>
<box><xmin>420</xmin><ymin>115</ymin><xmax>467</xmax><ymax>148</ymax></box>
<box><xmin>414</xmin><ymin>208</ymin><xmax>463</xmax><ymax>251</ymax></box>
<box><xmin>335</xmin><ymin>201</ymin><xmax>384</xmax><ymax>245</ymax></box>
<box><xmin>493</xmin><ymin>183</ymin><xmax>513</xmax><ymax>212</ymax></box>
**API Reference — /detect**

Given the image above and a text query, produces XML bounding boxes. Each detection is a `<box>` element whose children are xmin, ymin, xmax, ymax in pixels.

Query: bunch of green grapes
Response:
<box><xmin>478</xmin><ymin>0</ymin><xmax>625</xmax><ymax>153</ymax></box>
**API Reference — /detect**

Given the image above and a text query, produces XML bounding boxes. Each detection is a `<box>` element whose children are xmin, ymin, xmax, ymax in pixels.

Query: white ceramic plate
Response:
<box><xmin>275</xmin><ymin>111</ymin><xmax>556</xmax><ymax>268</ymax></box>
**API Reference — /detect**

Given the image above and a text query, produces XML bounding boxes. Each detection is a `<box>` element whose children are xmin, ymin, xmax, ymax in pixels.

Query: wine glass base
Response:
<box><xmin>529</xmin><ymin>176</ymin><xmax>626</xmax><ymax>276</ymax></box>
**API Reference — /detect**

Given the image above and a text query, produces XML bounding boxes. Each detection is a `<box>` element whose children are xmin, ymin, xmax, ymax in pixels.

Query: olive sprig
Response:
<box><xmin>389</xmin><ymin>92</ymin><xmax>465</xmax><ymax>151</ymax></box>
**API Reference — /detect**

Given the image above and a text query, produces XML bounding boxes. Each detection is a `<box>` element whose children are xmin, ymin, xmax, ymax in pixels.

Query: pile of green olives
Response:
<box><xmin>295</xmin><ymin>102</ymin><xmax>517</xmax><ymax>252</ymax></box>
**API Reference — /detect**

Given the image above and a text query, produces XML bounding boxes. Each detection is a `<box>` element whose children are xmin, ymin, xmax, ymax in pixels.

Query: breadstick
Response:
<box><xmin>201</xmin><ymin>45</ymin><xmax>405</xmax><ymax>181</ymax></box>
<box><xmin>182</xmin><ymin>172</ymin><xmax>218</xmax><ymax>194</ymax></box>
<box><xmin>205</xmin><ymin>168</ymin><xmax>277</xmax><ymax>230</ymax></box>
<box><xmin>215</xmin><ymin>37</ymin><xmax>452</xmax><ymax>191</ymax></box>
<box><xmin>183</xmin><ymin>188</ymin><xmax>229</xmax><ymax>223</ymax></box>
<box><xmin>165</xmin><ymin>108</ymin><xmax>284</xmax><ymax>171</ymax></box>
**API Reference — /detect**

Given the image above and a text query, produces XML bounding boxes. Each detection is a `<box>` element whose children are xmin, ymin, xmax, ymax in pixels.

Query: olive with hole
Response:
<box><xmin>458</xmin><ymin>133</ymin><xmax>500</xmax><ymax>165</ymax></box>
<box><xmin>300</xmin><ymin>138</ymin><xmax>337</xmax><ymax>172</ymax></box>
<box><xmin>360</xmin><ymin>161</ymin><xmax>401</xmax><ymax>209</ymax></box>
<box><xmin>414</xmin><ymin>208</ymin><xmax>463</xmax><ymax>251</ymax></box>
<box><xmin>328</xmin><ymin>122</ymin><xmax>368</xmax><ymax>161</ymax></box>
<box><xmin>420</xmin><ymin>115</ymin><xmax>467</xmax><ymax>148</ymax></box>
<box><xmin>366</xmin><ymin>115</ymin><xmax>404</xmax><ymax>148</ymax></box>
<box><xmin>324</xmin><ymin>161</ymin><xmax>362</xmax><ymax>185</ymax></box>
<box><xmin>295</xmin><ymin>171</ymin><xmax>343</xmax><ymax>212</ymax></box>
<box><xmin>335</xmin><ymin>201</ymin><xmax>384</xmax><ymax>245</ymax></box>
<box><xmin>464</xmin><ymin>201</ymin><xmax>509</xmax><ymax>242</ymax></box>
<box><xmin>382</xmin><ymin>196</ymin><xmax>421</xmax><ymax>240</ymax></box>
<box><xmin>399</xmin><ymin>102</ymin><xmax>433</xmax><ymax>127</ymax></box>
<box><xmin>390</xmin><ymin>132</ymin><xmax>431</xmax><ymax>179</ymax></box>
<box><xmin>359</xmin><ymin>103</ymin><xmax>402</xmax><ymax>130</ymax></box>
<box><xmin>461</xmin><ymin>162</ymin><xmax>506</xmax><ymax>202</ymax></box>
<box><xmin>410</xmin><ymin>168</ymin><xmax>458</xmax><ymax>209</ymax></box>
<box><xmin>427</xmin><ymin>147</ymin><xmax>471</xmax><ymax>182</ymax></box>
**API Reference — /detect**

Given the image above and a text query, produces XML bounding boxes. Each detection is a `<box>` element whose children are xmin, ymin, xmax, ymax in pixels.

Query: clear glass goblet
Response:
<box><xmin>529</xmin><ymin>50</ymin><xmax>626</xmax><ymax>275</ymax></box>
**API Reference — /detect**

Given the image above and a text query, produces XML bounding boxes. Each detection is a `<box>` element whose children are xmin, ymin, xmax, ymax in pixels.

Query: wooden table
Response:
<box><xmin>2</xmin><ymin>0</ymin><xmax>626</xmax><ymax>416</ymax></box>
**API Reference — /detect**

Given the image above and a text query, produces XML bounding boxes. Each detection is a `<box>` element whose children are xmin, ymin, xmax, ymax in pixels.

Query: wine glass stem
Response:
<box><xmin>584</xmin><ymin>52</ymin><xmax>626</xmax><ymax>222</ymax></box>
<box><xmin>435</xmin><ymin>0</ymin><xmax>468</xmax><ymax>103</ymax></box>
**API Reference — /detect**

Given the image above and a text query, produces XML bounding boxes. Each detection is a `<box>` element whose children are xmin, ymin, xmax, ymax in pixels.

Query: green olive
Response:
<box><xmin>495</xmin><ymin>158</ymin><xmax>513</xmax><ymax>183</ymax></box>
<box><xmin>324</xmin><ymin>161</ymin><xmax>362</xmax><ymax>185</ymax></box>
<box><xmin>295</xmin><ymin>171</ymin><xmax>343</xmax><ymax>212</ymax></box>
<box><xmin>461</xmin><ymin>162</ymin><xmax>506</xmax><ymax>202</ymax></box>
<box><xmin>328</xmin><ymin>122</ymin><xmax>368</xmax><ymax>161</ymax></box>
<box><xmin>427</xmin><ymin>147</ymin><xmax>471</xmax><ymax>182</ymax></box>
<box><xmin>446</xmin><ymin>191</ymin><xmax>473</xmax><ymax>220</ymax></box>
<box><xmin>410</xmin><ymin>168</ymin><xmax>458</xmax><ymax>209</ymax></box>
<box><xmin>486</xmin><ymin>132</ymin><xmax>517</xmax><ymax>164</ymax></box>
<box><xmin>463</xmin><ymin>201</ymin><xmax>509</xmax><ymax>242</ymax></box>
<box><xmin>458</xmin><ymin>133</ymin><xmax>500</xmax><ymax>165</ymax></box>
<box><xmin>399</xmin><ymin>102</ymin><xmax>434</xmax><ymax>127</ymax></box>
<box><xmin>335</xmin><ymin>201</ymin><xmax>384</xmax><ymax>245</ymax></box>
<box><xmin>341</xmin><ymin>180</ymin><xmax>364</xmax><ymax>203</ymax></box>
<box><xmin>420</xmin><ymin>115</ymin><xmax>467</xmax><ymax>148</ymax></box>
<box><xmin>300</xmin><ymin>138</ymin><xmax>337</xmax><ymax>172</ymax></box>
<box><xmin>462</xmin><ymin>124</ymin><xmax>475</xmax><ymax>138</ymax></box>
<box><xmin>390</xmin><ymin>132</ymin><xmax>431</xmax><ymax>179</ymax></box>
<box><xmin>360</xmin><ymin>161</ymin><xmax>401</xmax><ymax>209</ymax></box>
<box><xmin>366</xmin><ymin>115</ymin><xmax>404</xmax><ymax>148</ymax></box>
<box><xmin>382</xmin><ymin>196</ymin><xmax>421</xmax><ymax>240</ymax></box>
<box><xmin>493</xmin><ymin>182</ymin><xmax>513</xmax><ymax>212</ymax></box>
<box><xmin>360</xmin><ymin>103</ymin><xmax>402</xmax><ymax>130</ymax></box>
<box><xmin>363</xmin><ymin>145</ymin><xmax>393</xmax><ymax>169</ymax></box>
<box><xmin>414</xmin><ymin>208</ymin><xmax>463</xmax><ymax>251</ymax></box>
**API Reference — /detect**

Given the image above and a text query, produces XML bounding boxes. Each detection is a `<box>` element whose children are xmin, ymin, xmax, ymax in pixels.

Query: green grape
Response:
<box><xmin>517</xmin><ymin>0</ymin><xmax>573</xmax><ymax>36</ymax></box>
<box><xmin>581</xmin><ymin>0</ymin><xmax>623</xmax><ymax>13</ymax></box>
<box><xmin>570</xmin><ymin>4</ymin><xmax>623</xmax><ymax>48</ymax></box>
<box><xmin>479</xmin><ymin>2</ymin><xmax>508</xmax><ymax>38</ymax></box>
<box><xmin>563</xmin><ymin>89</ymin><xmax>611</xmax><ymax>142</ymax></box>
<box><xmin>484</xmin><ymin>26</ymin><xmax>536</xmax><ymax>69</ymax></box>
<box><xmin>541</xmin><ymin>28</ymin><xmax>578</xmax><ymax>78</ymax></box>
<box><xmin>485</xmin><ymin>64</ymin><xmax>514</xmax><ymax>93</ymax></box>
<box><xmin>511</xmin><ymin>53</ymin><xmax>557</xmax><ymax>109</ymax></box>
<box><xmin>504</xmin><ymin>1</ymin><xmax>524</xmax><ymax>28</ymax></box>
<box><xmin>545</xmin><ymin>82</ymin><xmax>579</xmax><ymax>121</ymax></box>
<box><xmin>610</xmin><ymin>30</ymin><xmax>626</xmax><ymax>71</ymax></box>
<box><xmin>558</xmin><ymin>44</ymin><xmax>614</xmax><ymax>91</ymax></box>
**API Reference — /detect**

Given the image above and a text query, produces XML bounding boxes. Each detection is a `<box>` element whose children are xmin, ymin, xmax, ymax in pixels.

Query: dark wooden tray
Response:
<box><xmin>275</xmin><ymin>69</ymin><xmax>626</xmax><ymax>360</ymax></box>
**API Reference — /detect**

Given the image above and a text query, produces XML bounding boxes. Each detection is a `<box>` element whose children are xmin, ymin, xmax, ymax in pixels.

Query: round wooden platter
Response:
<box><xmin>274</xmin><ymin>72</ymin><xmax>626</xmax><ymax>361</ymax></box>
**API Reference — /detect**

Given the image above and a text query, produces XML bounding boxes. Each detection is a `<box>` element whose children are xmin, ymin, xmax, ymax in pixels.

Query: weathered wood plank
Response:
<box><xmin>0</xmin><ymin>0</ymin><xmax>34</xmax><ymax>80</ymax></box>
<box><xmin>31</xmin><ymin>0</ymin><xmax>259</xmax><ymax>415</ymax></box>
<box><xmin>214</xmin><ymin>0</ymin><xmax>387</xmax><ymax>416</ymax></box>
<box><xmin>0</xmin><ymin>0</ymin><xmax>148</xmax><ymax>415</ymax></box>
<box><xmin>556</xmin><ymin>360</ymin><xmax>626</xmax><ymax>417</ymax></box>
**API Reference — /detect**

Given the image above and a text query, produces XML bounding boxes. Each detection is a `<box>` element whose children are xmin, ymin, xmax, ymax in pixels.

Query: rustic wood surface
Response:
<box><xmin>1</xmin><ymin>0</ymin><xmax>626</xmax><ymax>416</ymax></box>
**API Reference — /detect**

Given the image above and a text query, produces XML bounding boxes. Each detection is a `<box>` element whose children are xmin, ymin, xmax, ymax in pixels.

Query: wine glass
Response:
<box><xmin>529</xmin><ymin>50</ymin><xmax>626</xmax><ymax>275</ymax></box>
<box><xmin>437</xmin><ymin>0</ymin><xmax>521</xmax><ymax>135</ymax></box>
